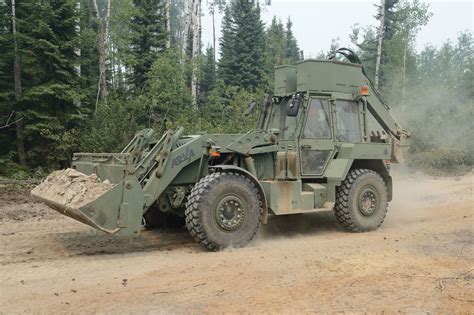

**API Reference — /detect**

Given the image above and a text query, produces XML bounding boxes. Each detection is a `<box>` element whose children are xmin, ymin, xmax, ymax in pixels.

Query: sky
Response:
<box><xmin>201</xmin><ymin>0</ymin><xmax>473</xmax><ymax>58</ymax></box>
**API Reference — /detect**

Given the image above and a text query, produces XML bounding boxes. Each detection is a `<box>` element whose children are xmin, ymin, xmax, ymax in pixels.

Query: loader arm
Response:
<box><xmin>363</xmin><ymin>75</ymin><xmax>410</xmax><ymax>163</ymax></box>
<box><xmin>141</xmin><ymin>132</ymin><xmax>205</xmax><ymax>208</ymax></box>
<box><xmin>364</xmin><ymin>79</ymin><xmax>410</xmax><ymax>142</ymax></box>
<box><xmin>329</xmin><ymin>48</ymin><xmax>410</xmax><ymax>162</ymax></box>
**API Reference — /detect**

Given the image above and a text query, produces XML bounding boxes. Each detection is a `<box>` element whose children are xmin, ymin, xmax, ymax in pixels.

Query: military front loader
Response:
<box><xmin>32</xmin><ymin>49</ymin><xmax>410</xmax><ymax>251</ymax></box>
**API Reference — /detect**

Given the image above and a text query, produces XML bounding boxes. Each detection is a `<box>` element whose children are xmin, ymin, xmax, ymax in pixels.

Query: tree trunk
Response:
<box><xmin>212</xmin><ymin>7</ymin><xmax>216</xmax><ymax>62</ymax></box>
<box><xmin>182</xmin><ymin>0</ymin><xmax>194</xmax><ymax>54</ymax></box>
<box><xmin>375</xmin><ymin>0</ymin><xmax>385</xmax><ymax>90</ymax></box>
<box><xmin>98</xmin><ymin>21</ymin><xmax>107</xmax><ymax>103</ymax></box>
<box><xmin>191</xmin><ymin>0</ymin><xmax>200</xmax><ymax>108</ymax></box>
<box><xmin>116</xmin><ymin>44</ymin><xmax>124</xmax><ymax>91</ymax></box>
<box><xmin>75</xmin><ymin>0</ymin><xmax>81</xmax><ymax>77</ymax></box>
<box><xmin>93</xmin><ymin>0</ymin><xmax>108</xmax><ymax>110</ymax></box>
<box><xmin>105</xmin><ymin>0</ymin><xmax>111</xmax><ymax>41</ymax></box>
<box><xmin>74</xmin><ymin>0</ymin><xmax>82</xmax><ymax>107</ymax></box>
<box><xmin>402</xmin><ymin>39</ymin><xmax>407</xmax><ymax>112</ymax></box>
<box><xmin>11</xmin><ymin>0</ymin><xmax>26</xmax><ymax>166</ymax></box>
<box><xmin>166</xmin><ymin>0</ymin><xmax>171</xmax><ymax>48</ymax></box>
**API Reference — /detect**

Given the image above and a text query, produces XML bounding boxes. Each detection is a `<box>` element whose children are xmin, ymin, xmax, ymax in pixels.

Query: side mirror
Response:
<box><xmin>245</xmin><ymin>100</ymin><xmax>257</xmax><ymax>116</ymax></box>
<box><xmin>287</xmin><ymin>97</ymin><xmax>302</xmax><ymax>117</ymax></box>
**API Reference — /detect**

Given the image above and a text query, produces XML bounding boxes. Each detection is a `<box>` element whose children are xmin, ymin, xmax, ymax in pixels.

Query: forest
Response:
<box><xmin>0</xmin><ymin>0</ymin><xmax>472</xmax><ymax>178</ymax></box>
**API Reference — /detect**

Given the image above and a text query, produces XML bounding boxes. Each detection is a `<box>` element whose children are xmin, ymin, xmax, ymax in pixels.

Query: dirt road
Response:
<box><xmin>1</xmin><ymin>170</ymin><xmax>473</xmax><ymax>313</ymax></box>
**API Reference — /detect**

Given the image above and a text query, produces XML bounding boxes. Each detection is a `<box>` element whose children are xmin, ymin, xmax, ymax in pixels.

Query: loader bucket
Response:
<box><xmin>31</xmin><ymin>168</ymin><xmax>144</xmax><ymax>235</ymax></box>
<box><xmin>391</xmin><ymin>136</ymin><xmax>410</xmax><ymax>164</ymax></box>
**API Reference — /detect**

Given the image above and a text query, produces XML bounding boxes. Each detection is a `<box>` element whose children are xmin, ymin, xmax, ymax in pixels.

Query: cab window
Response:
<box><xmin>303</xmin><ymin>99</ymin><xmax>332</xmax><ymax>139</ymax></box>
<box><xmin>267</xmin><ymin>98</ymin><xmax>299</xmax><ymax>140</ymax></box>
<box><xmin>335</xmin><ymin>100</ymin><xmax>361</xmax><ymax>142</ymax></box>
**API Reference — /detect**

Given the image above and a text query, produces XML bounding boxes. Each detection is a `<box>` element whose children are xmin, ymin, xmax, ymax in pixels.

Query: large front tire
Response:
<box><xmin>185</xmin><ymin>172</ymin><xmax>263</xmax><ymax>251</ymax></box>
<box><xmin>335</xmin><ymin>169</ymin><xmax>388</xmax><ymax>232</ymax></box>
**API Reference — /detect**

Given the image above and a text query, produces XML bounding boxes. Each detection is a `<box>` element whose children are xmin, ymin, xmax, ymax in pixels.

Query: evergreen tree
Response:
<box><xmin>350</xmin><ymin>25</ymin><xmax>378</xmax><ymax>81</ymax></box>
<box><xmin>377</xmin><ymin>0</ymin><xmax>400</xmax><ymax>40</ymax></box>
<box><xmin>351</xmin><ymin>1</ymin><xmax>399</xmax><ymax>83</ymax></box>
<box><xmin>218</xmin><ymin>0</ymin><xmax>267</xmax><ymax>91</ymax></box>
<box><xmin>14</xmin><ymin>0</ymin><xmax>83</xmax><ymax>167</ymax></box>
<box><xmin>200</xmin><ymin>45</ymin><xmax>216</xmax><ymax>98</ymax></box>
<box><xmin>129</xmin><ymin>0</ymin><xmax>168</xmax><ymax>89</ymax></box>
<box><xmin>0</xmin><ymin>1</ymin><xmax>15</xmax><ymax>161</ymax></box>
<box><xmin>285</xmin><ymin>17</ymin><xmax>300</xmax><ymax>63</ymax></box>
<box><xmin>144</xmin><ymin>49</ymin><xmax>192</xmax><ymax>129</ymax></box>
<box><xmin>77</xmin><ymin>0</ymin><xmax>100</xmax><ymax>108</ymax></box>
<box><xmin>266</xmin><ymin>16</ymin><xmax>286</xmax><ymax>66</ymax></box>
<box><xmin>169</xmin><ymin>0</ymin><xmax>187</xmax><ymax>48</ymax></box>
<box><xmin>351</xmin><ymin>0</ymin><xmax>430</xmax><ymax>90</ymax></box>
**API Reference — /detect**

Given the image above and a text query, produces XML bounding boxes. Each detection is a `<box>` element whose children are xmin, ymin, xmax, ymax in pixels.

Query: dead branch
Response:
<box><xmin>0</xmin><ymin>111</ymin><xmax>23</xmax><ymax>131</ymax></box>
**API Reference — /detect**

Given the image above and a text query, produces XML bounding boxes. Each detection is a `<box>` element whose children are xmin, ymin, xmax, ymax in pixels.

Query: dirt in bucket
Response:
<box><xmin>31</xmin><ymin>168</ymin><xmax>115</xmax><ymax>209</ymax></box>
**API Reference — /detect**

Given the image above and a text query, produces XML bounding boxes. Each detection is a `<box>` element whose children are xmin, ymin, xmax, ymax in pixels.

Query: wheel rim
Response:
<box><xmin>358</xmin><ymin>186</ymin><xmax>379</xmax><ymax>216</ymax></box>
<box><xmin>215</xmin><ymin>195</ymin><xmax>245</xmax><ymax>231</ymax></box>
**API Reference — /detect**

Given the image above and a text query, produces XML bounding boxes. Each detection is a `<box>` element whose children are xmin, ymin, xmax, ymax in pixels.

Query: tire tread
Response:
<box><xmin>185</xmin><ymin>172</ymin><xmax>263</xmax><ymax>251</ymax></box>
<box><xmin>334</xmin><ymin>168</ymin><xmax>388</xmax><ymax>232</ymax></box>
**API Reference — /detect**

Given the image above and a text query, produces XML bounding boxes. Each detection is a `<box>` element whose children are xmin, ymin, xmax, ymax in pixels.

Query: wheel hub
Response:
<box><xmin>358</xmin><ymin>187</ymin><xmax>378</xmax><ymax>216</ymax></box>
<box><xmin>215</xmin><ymin>195</ymin><xmax>245</xmax><ymax>231</ymax></box>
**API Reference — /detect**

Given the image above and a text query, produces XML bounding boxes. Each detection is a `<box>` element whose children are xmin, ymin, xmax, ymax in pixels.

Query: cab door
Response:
<box><xmin>299</xmin><ymin>98</ymin><xmax>335</xmax><ymax>176</ymax></box>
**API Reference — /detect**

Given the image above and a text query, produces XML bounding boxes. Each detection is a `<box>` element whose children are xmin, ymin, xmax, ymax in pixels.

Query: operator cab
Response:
<box><xmin>259</xmin><ymin>49</ymin><xmax>392</xmax><ymax>179</ymax></box>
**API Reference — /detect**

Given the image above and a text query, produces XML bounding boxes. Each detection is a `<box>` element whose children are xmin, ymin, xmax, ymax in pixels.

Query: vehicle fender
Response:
<box><xmin>350</xmin><ymin>159</ymin><xmax>393</xmax><ymax>201</ymax></box>
<box><xmin>209</xmin><ymin>165</ymin><xmax>269</xmax><ymax>224</ymax></box>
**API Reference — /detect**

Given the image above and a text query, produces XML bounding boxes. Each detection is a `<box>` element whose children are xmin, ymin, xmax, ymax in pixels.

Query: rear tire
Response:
<box><xmin>185</xmin><ymin>172</ymin><xmax>263</xmax><ymax>251</ymax></box>
<box><xmin>334</xmin><ymin>169</ymin><xmax>388</xmax><ymax>232</ymax></box>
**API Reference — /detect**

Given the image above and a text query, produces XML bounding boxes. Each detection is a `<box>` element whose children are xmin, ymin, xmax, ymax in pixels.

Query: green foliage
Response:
<box><xmin>0</xmin><ymin>153</ymin><xmax>29</xmax><ymax>178</ymax></box>
<box><xmin>77</xmin><ymin>0</ymin><xmax>100</xmax><ymax>109</ymax></box>
<box><xmin>351</xmin><ymin>1</ymin><xmax>472</xmax><ymax>175</ymax></box>
<box><xmin>375</xmin><ymin>0</ymin><xmax>400</xmax><ymax>40</ymax></box>
<box><xmin>200</xmin><ymin>45</ymin><xmax>217</xmax><ymax>99</ymax></box>
<box><xmin>1</xmin><ymin>0</ymin><xmax>468</xmax><ymax>179</ymax></box>
<box><xmin>381</xmin><ymin>0</ymin><xmax>432</xmax><ymax>101</ymax></box>
<box><xmin>285</xmin><ymin>17</ymin><xmax>300</xmax><ymax>63</ymax></box>
<box><xmin>267</xmin><ymin>17</ymin><xmax>286</xmax><ymax>67</ymax></box>
<box><xmin>0</xmin><ymin>2</ymin><xmax>15</xmax><ymax>158</ymax></box>
<box><xmin>176</xmin><ymin>83</ymin><xmax>261</xmax><ymax>134</ymax></box>
<box><xmin>0</xmin><ymin>152</ymin><xmax>49</xmax><ymax>179</ymax></box>
<box><xmin>0</xmin><ymin>0</ymin><xmax>85</xmax><ymax>169</ymax></box>
<box><xmin>128</xmin><ymin>0</ymin><xmax>168</xmax><ymax>89</ymax></box>
<box><xmin>80</xmin><ymin>98</ymin><xmax>138</xmax><ymax>152</ymax></box>
<box><xmin>265</xmin><ymin>16</ymin><xmax>301</xmax><ymax>88</ymax></box>
<box><xmin>142</xmin><ymin>49</ymin><xmax>192</xmax><ymax>130</ymax></box>
<box><xmin>0</xmin><ymin>0</ymin><xmax>302</xmax><ymax>176</ymax></box>
<box><xmin>350</xmin><ymin>25</ymin><xmax>377</xmax><ymax>81</ymax></box>
<box><xmin>218</xmin><ymin>0</ymin><xmax>267</xmax><ymax>91</ymax></box>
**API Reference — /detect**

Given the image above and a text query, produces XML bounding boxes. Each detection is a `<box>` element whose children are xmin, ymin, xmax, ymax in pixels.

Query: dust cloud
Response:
<box><xmin>386</xmin><ymin>165</ymin><xmax>473</xmax><ymax>224</ymax></box>
<box><xmin>256</xmin><ymin>164</ymin><xmax>473</xmax><ymax>243</ymax></box>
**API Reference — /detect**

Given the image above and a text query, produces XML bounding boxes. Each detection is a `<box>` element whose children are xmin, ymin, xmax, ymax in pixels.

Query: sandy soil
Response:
<box><xmin>1</xmin><ymin>169</ymin><xmax>473</xmax><ymax>314</ymax></box>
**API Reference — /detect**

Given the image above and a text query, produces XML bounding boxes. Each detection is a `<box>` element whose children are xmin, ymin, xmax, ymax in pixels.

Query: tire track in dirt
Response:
<box><xmin>0</xmin><ymin>172</ymin><xmax>472</xmax><ymax>313</ymax></box>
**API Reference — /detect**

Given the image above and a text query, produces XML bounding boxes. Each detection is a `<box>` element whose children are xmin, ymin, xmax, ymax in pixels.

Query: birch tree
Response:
<box><xmin>374</xmin><ymin>0</ymin><xmax>385</xmax><ymax>89</ymax></box>
<box><xmin>207</xmin><ymin>0</ymin><xmax>226</xmax><ymax>62</ymax></box>
<box><xmin>92</xmin><ymin>0</ymin><xmax>111</xmax><ymax>107</ymax></box>
<box><xmin>181</xmin><ymin>0</ymin><xmax>194</xmax><ymax>54</ymax></box>
<box><xmin>166</xmin><ymin>0</ymin><xmax>171</xmax><ymax>48</ymax></box>
<box><xmin>190</xmin><ymin>0</ymin><xmax>201</xmax><ymax>108</ymax></box>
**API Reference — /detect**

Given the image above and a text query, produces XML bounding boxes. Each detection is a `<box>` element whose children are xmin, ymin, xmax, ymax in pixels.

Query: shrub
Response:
<box><xmin>408</xmin><ymin>148</ymin><xmax>471</xmax><ymax>176</ymax></box>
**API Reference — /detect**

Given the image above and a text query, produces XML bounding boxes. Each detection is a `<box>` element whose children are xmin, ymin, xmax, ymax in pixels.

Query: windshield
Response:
<box><xmin>266</xmin><ymin>98</ymin><xmax>300</xmax><ymax>140</ymax></box>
